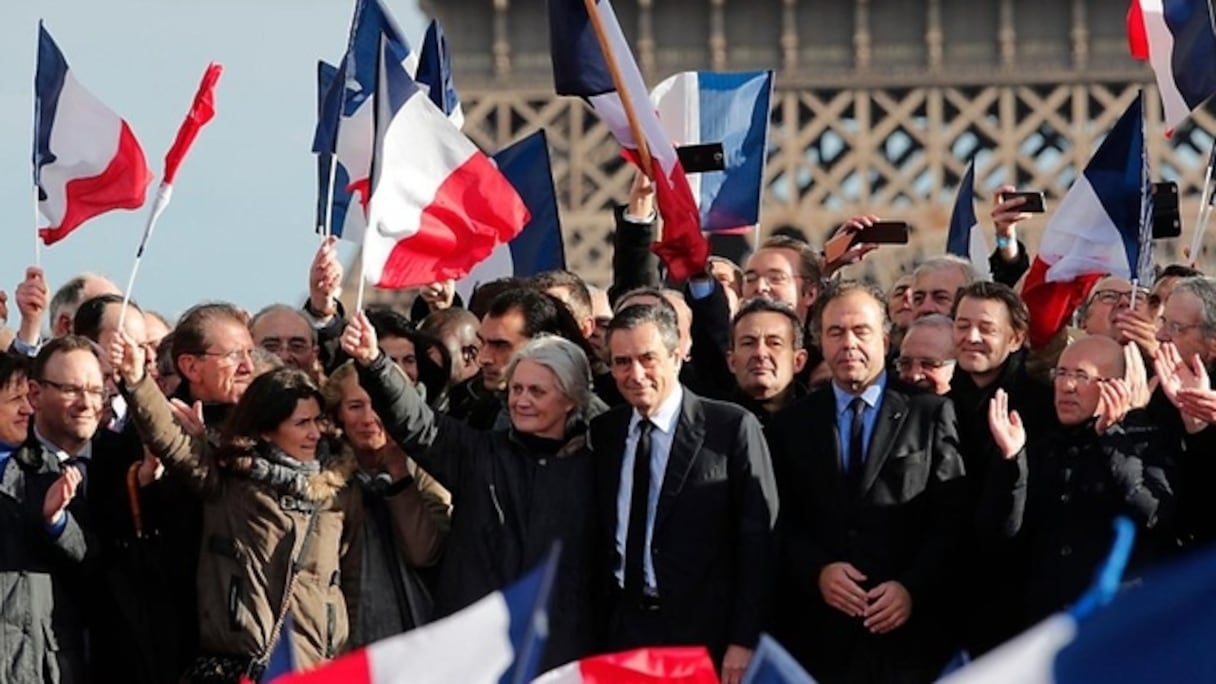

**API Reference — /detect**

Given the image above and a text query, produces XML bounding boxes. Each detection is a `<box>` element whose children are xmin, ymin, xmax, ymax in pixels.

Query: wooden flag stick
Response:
<box><xmin>582</xmin><ymin>0</ymin><xmax>655</xmax><ymax>182</ymax></box>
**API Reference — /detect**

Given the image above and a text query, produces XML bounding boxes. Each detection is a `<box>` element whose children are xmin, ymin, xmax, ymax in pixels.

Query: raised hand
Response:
<box><xmin>43</xmin><ymin>466</ymin><xmax>82</xmax><ymax>526</ymax></box>
<box><xmin>309</xmin><ymin>235</ymin><xmax>343</xmax><ymax>318</ymax></box>
<box><xmin>1095</xmin><ymin>378</ymin><xmax>1132</xmax><ymax>434</ymax></box>
<box><xmin>625</xmin><ymin>169</ymin><xmax>655</xmax><ymax>221</ymax></box>
<box><xmin>818</xmin><ymin>561</ymin><xmax>869</xmax><ymax>617</ymax></box>
<box><xmin>110</xmin><ymin>330</ymin><xmax>146</xmax><ymax>387</ymax></box>
<box><xmin>14</xmin><ymin>267</ymin><xmax>48</xmax><ymax>345</ymax></box>
<box><xmin>1123</xmin><ymin>343</ymin><xmax>1152</xmax><ymax>409</ymax></box>
<box><xmin>1153</xmin><ymin>343</ymin><xmax>1209</xmax><ymax>433</ymax></box>
<box><xmin>987</xmin><ymin>388</ymin><xmax>1026</xmax><ymax>459</ymax></box>
<box><xmin>1113</xmin><ymin>309</ymin><xmax>1159</xmax><ymax>360</ymax></box>
<box><xmin>823</xmin><ymin>215</ymin><xmax>881</xmax><ymax>275</ymax></box>
<box><xmin>991</xmin><ymin>184</ymin><xmax>1032</xmax><ymax>257</ymax></box>
<box><xmin>168</xmin><ymin>399</ymin><xmax>206</xmax><ymax>438</ymax></box>
<box><xmin>340</xmin><ymin>311</ymin><xmax>380</xmax><ymax>367</ymax></box>
<box><xmin>418</xmin><ymin>280</ymin><xmax>456</xmax><ymax>311</ymax></box>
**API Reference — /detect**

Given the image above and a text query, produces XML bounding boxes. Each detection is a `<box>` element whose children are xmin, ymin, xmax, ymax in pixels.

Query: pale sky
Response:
<box><xmin>2</xmin><ymin>0</ymin><xmax>427</xmax><ymax>321</ymax></box>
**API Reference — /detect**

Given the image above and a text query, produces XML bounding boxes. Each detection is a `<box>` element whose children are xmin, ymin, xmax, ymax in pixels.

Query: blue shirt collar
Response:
<box><xmin>832</xmin><ymin>371</ymin><xmax>887</xmax><ymax>416</ymax></box>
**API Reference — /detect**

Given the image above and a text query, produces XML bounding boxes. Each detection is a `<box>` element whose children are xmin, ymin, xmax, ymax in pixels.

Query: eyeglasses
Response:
<box><xmin>198</xmin><ymin>348</ymin><xmax>255</xmax><ymax>364</ymax></box>
<box><xmin>259</xmin><ymin>339</ymin><xmax>312</xmax><ymax>355</ymax></box>
<box><xmin>1157</xmin><ymin>317</ymin><xmax>1204</xmax><ymax>338</ymax></box>
<box><xmin>1049</xmin><ymin>368</ymin><xmax>1107</xmax><ymax>387</ymax></box>
<box><xmin>37</xmin><ymin>378</ymin><xmax>110</xmax><ymax>403</ymax></box>
<box><xmin>894</xmin><ymin>357</ymin><xmax>955</xmax><ymax>372</ymax></box>
<box><xmin>743</xmin><ymin>270</ymin><xmax>803</xmax><ymax>287</ymax></box>
<box><xmin>1091</xmin><ymin>288</ymin><xmax>1150</xmax><ymax>306</ymax></box>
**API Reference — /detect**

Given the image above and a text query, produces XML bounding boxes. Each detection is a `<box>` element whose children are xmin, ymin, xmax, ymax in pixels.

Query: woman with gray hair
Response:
<box><xmin>340</xmin><ymin>312</ymin><xmax>604</xmax><ymax>671</ymax></box>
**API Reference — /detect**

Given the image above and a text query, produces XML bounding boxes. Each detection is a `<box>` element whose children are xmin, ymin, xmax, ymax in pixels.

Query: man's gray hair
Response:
<box><xmin>1171</xmin><ymin>276</ymin><xmax>1216</xmax><ymax>333</ymax></box>
<box><xmin>606</xmin><ymin>303</ymin><xmax>681</xmax><ymax>356</ymax></box>
<box><xmin>912</xmin><ymin>255</ymin><xmax>982</xmax><ymax>285</ymax></box>
<box><xmin>908</xmin><ymin>313</ymin><xmax>955</xmax><ymax>334</ymax></box>
<box><xmin>49</xmin><ymin>276</ymin><xmax>90</xmax><ymax>328</ymax></box>
<box><xmin>506</xmin><ymin>334</ymin><xmax>594</xmax><ymax>413</ymax></box>
<box><xmin>250</xmin><ymin>304</ymin><xmax>318</xmax><ymax>345</ymax></box>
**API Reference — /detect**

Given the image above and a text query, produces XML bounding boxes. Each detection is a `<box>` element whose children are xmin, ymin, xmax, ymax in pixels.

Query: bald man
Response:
<box><xmin>985</xmin><ymin>336</ymin><xmax>1176</xmax><ymax>631</ymax></box>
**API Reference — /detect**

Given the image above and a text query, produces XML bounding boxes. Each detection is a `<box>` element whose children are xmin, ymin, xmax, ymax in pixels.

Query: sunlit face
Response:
<box><xmin>609</xmin><ymin>322</ymin><xmax>680</xmax><ymax>417</ymax></box>
<box><xmin>263</xmin><ymin>398</ymin><xmax>323</xmax><ymax>462</ymax></box>
<box><xmin>912</xmin><ymin>267</ymin><xmax>968</xmax><ymax>318</ymax></box>
<box><xmin>180</xmin><ymin>319</ymin><xmax>255</xmax><ymax>404</ymax></box>
<box><xmin>30</xmin><ymin>349</ymin><xmax>105</xmax><ymax>451</ymax></box>
<box><xmin>743</xmin><ymin>248</ymin><xmax>813</xmax><ymax>320</ymax></box>
<box><xmin>381</xmin><ymin>335</ymin><xmax>418</xmax><ymax>383</ymax></box>
<box><xmin>887</xmin><ymin>275</ymin><xmax>915</xmax><ymax>330</ymax></box>
<box><xmin>252</xmin><ymin>310</ymin><xmax>317</xmax><ymax>372</ymax></box>
<box><xmin>1083</xmin><ymin>276</ymin><xmax>1150</xmax><ymax>339</ymax></box>
<box><xmin>508</xmin><ymin>359</ymin><xmax>576</xmax><ymax>440</ymax></box>
<box><xmin>897</xmin><ymin>325</ymin><xmax>955</xmax><ymax>395</ymax></box>
<box><xmin>819</xmin><ymin>291</ymin><xmax>888</xmax><ymax>392</ymax></box>
<box><xmin>0</xmin><ymin>375</ymin><xmax>33</xmax><ymax>446</ymax></box>
<box><xmin>1053</xmin><ymin>340</ymin><xmax>1122</xmax><ymax>426</ymax></box>
<box><xmin>1156</xmin><ymin>290</ymin><xmax>1214</xmax><ymax>366</ymax></box>
<box><xmin>477</xmin><ymin>310</ymin><xmax>529</xmax><ymax>391</ymax></box>
<box><xmin>336</xmin><ymin>374</ymin><xmax>386</xmax><ymax>452</ymax></box>
<box><xmin>96</xmin><ymin>304</ymin><xmax>148</xmax><ymax>375</ymax></box>
<box><xmin>728</xmin><ymin>311</ymin><xmax>807</xmax><ymax>401</ymax></box>
<box><xmin>952</xmin><ymin>296</ymin><xmax>1024</xmax><ymax>380</ymax></box>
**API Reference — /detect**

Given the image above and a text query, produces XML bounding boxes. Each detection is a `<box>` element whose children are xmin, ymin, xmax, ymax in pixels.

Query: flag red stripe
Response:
<box><xmin>268</xmin><ymin>648</ymin><xmax>373</xmax><ymax>683</ymax></box>
<box><xmin>375</xmin><ymin>153</ymin><xmax>530</xmax><ymax>288</ymax></box>
<box><xmin>577</xmin><ymin>647</ymin><xmax>720</xmax><ymax>683</ymax></box>
<box><xmin>1127</xmin><ymin>1</ymin><xmax>1150</xmax><ymax>60</ymax></box>
<box><xmin>39</xmin><ymin>121</ymin><xmax>152</xmax><ymax>246</ymax></box>
<box><xmin>163</xmin><ymin>62</ymin><xmax>222</xmax><ymax>185</ymax></box>
<box><xmin>1022</xmin><ymin>257</ymin><xmax>1104</xmax><ymax>349</ymax></box>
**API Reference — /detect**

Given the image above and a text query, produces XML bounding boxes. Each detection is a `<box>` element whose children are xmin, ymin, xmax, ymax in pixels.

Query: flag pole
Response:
<box><xmin>32</xmin><ymin>186</ymin><xmax>41</xmax><ymax>268</ymax></box>
<box><xmin>581</xmin><ymin>0</ymin><xmax>654</xmax><ymax>182</ymax></box>
<box><xmin>117</xmin><ymin>184</ymin><xmax>172</xmax><ymax>332</ymax></box>
<box><xmin>1189</xmin><ymin>143</ymin><xmax>1216</xmax><ymax>265</ymax></box>
<box><xmin>322</xmin><ymin>155</ymin><xmax>339</xmax><ymax>239</ymax></box>
<box><xmin>355</xmin><ymin>257</ymin><xmax>367</xmax><ymax>312</ymax></box>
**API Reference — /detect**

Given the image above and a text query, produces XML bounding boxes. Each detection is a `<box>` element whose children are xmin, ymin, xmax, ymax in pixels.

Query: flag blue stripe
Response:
<box><xmin>1164</xmin><ymin>0</ymin><xmax>1216</xmax><ymax>110</ymax></box>
<box><xmin>696</xmin><ymin>70</ymin><xmax>772</xmax><ymax>231</ymax></box>
<box><xmin>946</xmin><ymin>159</ymin><xmax>977</xmax><ymax>258</ymax></box>
<box><xmin>498</xmin><ymin>544</ymin><xmax>561</xmax><ymax>684</ymax></box>
<box><xmin>417</xmin><ymin>20</ymin><xmax>461</xmax><ymax>119</ymax></box>
<box><xmin>492</xmin><ymin>130</ymin><xmax>565</xmax><ymax>276</ymax></box>
<box><xmin>548</xmin><ymin>0</ymin><xmax>616</xmax><ymax>97</ymax></box>
<box><xmin>1086</xmin><ymin>93</ymin><xmax>1146</xmax><ymax>277</ymax></box>
<box><xmin>316</xmin><ymin>60</ymin><xmax>339</xmax><ymax>234</ymax></box>
<box><xmin>33</xmin><ymin>23</ymin><xmax>69</xmax><ymax>185</ymax></box>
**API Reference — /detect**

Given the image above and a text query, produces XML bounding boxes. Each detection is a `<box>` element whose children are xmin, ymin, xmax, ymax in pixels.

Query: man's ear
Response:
<box><xmin>793</xmin><ymin>349</ymin><xmax>809</xmax><ymax>374</ymax></box>
<box><xmin>1010</xmin><ymin>329</ymin><xmax>1027</xmax><ymax>353</ymax></box>
<box><xmin>53</xmin><ymin>313</ymin><xmax>73</xmax><ymax>337</ymax></box>
<box><xmin>178</xmin><ymin>354</ymin><xmax>204</xmax><ymax>386</ymax></box>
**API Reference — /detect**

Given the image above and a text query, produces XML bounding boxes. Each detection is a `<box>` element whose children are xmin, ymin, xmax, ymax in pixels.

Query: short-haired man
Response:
<box><xmin>532</xmin><ymin>270</ymin><xmax>596</xmax><ymax>340</ymax></box>
<box><xmin>727</xmin><ymin>299</ymin><xmax>807</xmax><ymax>421</ymax></box>
<box><xmin>593</xmin><ymin>303</ymin><xmax>777</xmax><ymax>682</ymax></box>
<box><xmin>0</xmin><ymin>350</ymin><xmax>89</xmax><ymax>681</ymax></box>
<box><xmin>48</xmin><ymin>272</ymin><xmax>121</xmax><ymax>338</ymax></box>
<box><xmin>250</xmin><ymin>304</ymin><xmax>319</xmax><ymax>377</ymax></box>
<box><xmin>742</xmin><ymin>235</ymin><xmax>823</xmax><ymax>323</ymax></box>
<box><xmin>910</xmin><ymin>255</ymin><xmax>981</xmax><ymax>319</ymax></box>
<box><xmin>1079</xmin><ymin>276</ymin><xmax>1159</xmax><ymax>359</ymax></box>
<box><xmin>896</xmin><ymin>314</ymin><xmax>955</xmax><ymax>395</ymax></box>
<box><xmin>886</xmin><ymin>274</ymin><xmax>915</xmax><ymax>344</ymax></box>
<box><xmin>986</xmin><ymin>336</ymin><xmax>1176</xmax><ymax>628</ymax></box>
<box><xmin>419</xmin><ymin>307</ymin><xmax>482</xmax><ymax>385</ymax></box>
<box><xmin>587</xmin><ymin>285</ymin><xmax>613</xmax><ymax>358</ymax></box>
<box><xmin>365</xmin><ymin>307</ymin><xmax>450</xmax><ymax>406</ymax></box>
<box><xmin>767</xmin><ymin>281</ymin><xmax>965</xmax><ymax>680</ymax></box>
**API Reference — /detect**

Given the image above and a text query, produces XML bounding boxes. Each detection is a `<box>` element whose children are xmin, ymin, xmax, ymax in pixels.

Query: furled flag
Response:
<box><xmin>415</xmin><ymin>19</ymin><xmax>464</xmax><ymax>129</ymax></box>
<box><xmin>33</xmin><ymin>22</ymin><xmax>153</xmax><ymax>246</ymax></box>
<box><xmin>313</xmin><ymin>0</ymin><xmax>416</xmax><ymax>243</ymax></box>
<box><xmin>650</xmin><ymin>70</ymin><xmax>773</xmax><ymax>232</ymax></box>
<box><xmin>316</xmin><ymin>60</ymin><xmax>344</xmax><ymax>235</ymax></box>
<box><xmin>456</xmin><ymin>129</ymin><xmax>565</xmax><ymax>304</ymax></box>
<box><xmin>1021</xmin><ymin>93</ymin><xmax>1150</xmax><ymax>349</ymax></box>
<box><xmin>740</xmin><ymin>635</ymin><xmax>816</xmax><ymax>684</ymax></box>
<box><xmin>548</xmin><ymin>0</ymin><xmax>709</xmax><ymax>281</ymax></box>
<box><xmin>945</xmin><ymin>159</ymin><xmax>993</xmax><ymax>280</ymax></box>
<box><xmin>1127</xmin><ymin>0</ymin><xmax>1216</xmax><ymax>134</ymax></box>
<box><xmin>268</xmin><ymin>547</ymin><xmax>560</xmax><ymax>684</ymax></box>
<box><xmin>533</xmin><ymin>646</ymin><xmax>719</xmax><ymax>684</ymax></box>
<box><xmin>362</xmin><ymin>37</ymin><xmax>529</xmax><ymax>289</ymax></box>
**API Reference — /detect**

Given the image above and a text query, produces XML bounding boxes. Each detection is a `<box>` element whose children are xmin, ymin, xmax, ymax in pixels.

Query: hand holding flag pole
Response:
<box><xmin>117</xmin><ymin>63</ymin><xmax>222</xmax><ymax>331</ymax></box>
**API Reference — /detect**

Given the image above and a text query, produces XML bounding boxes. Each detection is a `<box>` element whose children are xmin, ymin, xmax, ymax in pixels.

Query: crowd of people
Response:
<box><xmin>1</xmin><ymin>172</ymin><xmax>1214</xmax><ymax>684</ymax></box>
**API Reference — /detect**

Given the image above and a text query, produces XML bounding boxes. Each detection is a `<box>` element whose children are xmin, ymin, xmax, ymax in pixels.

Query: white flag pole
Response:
<box><xmin>117</xmin><ymin>184</ymin><xmax>173</xmax><ymax>332</ymax></box>
<box><xmin>322</xmin><ymin>155</ymin><xmax>339</xmax><ymax>239</ymax></box>
<box><xmin>1189</xmin><ymin>146</ymin><xmax>1216</xmax><ymax>265</ymax></box>
<box><xmin>33</xmin><ymin>187</ymin><xmax>42</xmax><ymax>268</ymax></box>
<box><xmin>354</xmin><ymin>258</ymin><xmax>367</xmax><ymax>312</ymax></box>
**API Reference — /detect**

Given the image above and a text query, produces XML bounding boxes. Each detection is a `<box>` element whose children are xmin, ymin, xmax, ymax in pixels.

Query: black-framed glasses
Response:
<box><xmin>1091</xmin><ymin>288</ymin><xmax>1150</xmax><ymax>306</ymax></box>
<box><xmin>37</xmin><ymin>378</ymin><xmax>110</xmax><ymax>403</ymax></box>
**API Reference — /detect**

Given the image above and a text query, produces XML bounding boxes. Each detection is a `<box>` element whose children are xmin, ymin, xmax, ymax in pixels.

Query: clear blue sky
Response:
<box><xmin>1</xmin><ymin>0</ymin><xmax>426</xmax><ymax>321</ymax></box>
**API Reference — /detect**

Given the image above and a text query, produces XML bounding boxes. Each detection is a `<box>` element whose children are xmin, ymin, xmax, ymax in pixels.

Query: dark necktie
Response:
<box><xmin>848</xmin><ymin>397</ymin><xmax>866</xmax><ymax>485</ymax></box>
<box><xmin>624</xmin><ymin>420</ymin><xmax>654</xmax><ymax>598</ymax></box>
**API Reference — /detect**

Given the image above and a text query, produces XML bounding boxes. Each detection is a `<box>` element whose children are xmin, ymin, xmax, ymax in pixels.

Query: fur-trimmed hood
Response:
<box><xmin>219</xmin><ymin>438</ymin><xmax>358</xmax><ymax>503</ymax></box>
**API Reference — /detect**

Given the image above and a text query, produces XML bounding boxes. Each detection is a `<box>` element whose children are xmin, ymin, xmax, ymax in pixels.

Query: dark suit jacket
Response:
<box><xmin>589</xmin><ymin>388</ymin><xmax>779</xmax><ymax>659</ymax></box>
<box><xmin>767</xmin><ymin>381</ymin><xmax>966</xmax><ymax>683</ymax></box>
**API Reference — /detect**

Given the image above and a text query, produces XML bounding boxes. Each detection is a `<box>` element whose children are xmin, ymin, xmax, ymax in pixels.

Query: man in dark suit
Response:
<box><xmin>591</xmin><ymin>301</ymin><xmax>778</xmax><ymax>684</ymax></box>
<box><xmin>767</xmin><ymin>281</ymin><xmax>966</xmax><ymax>683</ymax></box>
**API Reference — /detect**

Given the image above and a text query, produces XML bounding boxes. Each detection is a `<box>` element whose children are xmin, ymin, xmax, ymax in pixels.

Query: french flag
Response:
<box><xmin>533</xmin><ymin>647</ymin><xmax>719</xmax><ymax>683</ymax></box>
<box><xmin>313</xmin><ymin>0</ymin><xmax>416</xmax><ymax>243</ymax></box>
<box><xmin>945</xmin><ymin>159</ymin><xmax>992</xmax><ymax>280</ymax></box>
<box><xmin>362</xmin><ymin>37</ymin><xmax>529</xmax><ymax>289</ymax></box>
<box><xmin>268</xmin><ymin>548</ymin><xmax>559</xmax><ymax>684</ymax></box>
<box><xmin>1021</xmin><ymin>94</ymin><xmax>1151</xmax><ymax>349</ymax></box>
<box><xmin>1127</xmin><ymin>0</ymin><xmax>1216</xmax><ymax>134</ymax></box>
<box><xmin>33</xmin><ymin>22</ymin><xmax>152</xmax><ymax>246</ymax></box>
<box><xmin>548</xmin><ymin>0</ymin><xmax>709</xmax><ymax>282</ymax></box>
<box><xmin>456</xmin><ymin>129</ymin><xmax>565</xmax><ymax>303</ymax></box>
<box><xmin>415</xmin><ymin>19</ymin><xmax>464</xmax><ymax>129</ymax></box>
<box><xmin>649</xmin><ymin>70</ymin><xmax>773</xmax><ymax>232</ymax></box>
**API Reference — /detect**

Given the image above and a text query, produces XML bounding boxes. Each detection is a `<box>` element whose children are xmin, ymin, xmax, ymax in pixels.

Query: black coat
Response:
<box><xmin>357</xmin><ymin>354</ymin><xmax>603</xmax><ymax>672</ymax></box>
<box><xmin>1145</xmin><ymin>387</ymin><xmax>1216</xmax><ymax>548</ymax></box>
<box><xmin>767</xmin><ymin>382</ymin><xmax>967</xmax><ymax>684</ymax></box>
<box><xmin>589</xmin><ymin>389</ymin><xmax>779</xmax><ymax>663</ymax></box>
<box><xmin>982</xmin><ymin>413</ymin><xmax>1177</xmax><ymax>627</ymax></box>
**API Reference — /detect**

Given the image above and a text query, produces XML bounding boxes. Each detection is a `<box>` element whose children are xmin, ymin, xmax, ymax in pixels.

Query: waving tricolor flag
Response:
<box><xmin>33</xmin><ymin>22</ymin><xmax>152</xmax><ymax>246</ymax></box>
<box><xmin>362</xmin><ymin>38</ymin><xmax>528</xmax><ymax>289</ymax></box>
<box><xmin>945</xmin><ymin>159</ymin><xmax>992</xmax><ymax>280</ymax></box>
<box><xmin>415</xmin><ymin>20</ymin><xmax>463</xmax><ymax>129</ymax></box>
<box><xmin>533</xmin><ymin>647</ymin><xmax>719</xmax><ymax>683</ymax></box>
<box><xmin>1127</xmin><ymin>0</ymin><xmax>1216</xmax><ymax>134</ymax></box>
<box><xmin>313</xmin><ymin>0</ymin><xmax>416</xmax><ymax>243</ymax></box>
<box><xmin>548</xmin><ymin>0</ymin><xmax>709</xmax><ymax>281</ymax></box>
<box><xmin>1021</xmin><ymin>94</ymin><xmax>1151</xmax><ymax>349</ymax></box>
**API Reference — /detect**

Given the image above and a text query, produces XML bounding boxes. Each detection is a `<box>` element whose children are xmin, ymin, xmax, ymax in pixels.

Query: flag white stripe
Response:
<box><xmin>1139</xmin><ymin>0</ymin><xmax>1191</xmax><ymax>131</ymax></box>
<box><xmin>39</xmin><ymin>71</ymin><xmax>125</xmax><ymax>225</ymax></box>
<box><xmin>1039</xmin><ymin>177</ymin><xmax>1133</xmax><ymax>282</ymax></box>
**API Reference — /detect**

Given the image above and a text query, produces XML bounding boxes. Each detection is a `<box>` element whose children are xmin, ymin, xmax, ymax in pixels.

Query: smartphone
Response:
<box><xmin>1152</xmin><ymin>181</ymin><xmax>1181</xmax><ymax>239</ymax></box>
<box><xmin>999</xmin><ymin>190</ymin><xmax>1047</xmax><ymax>213</ymax></box>
<box><xmin>676</xmin><ymin>142</ymin><xmax>726</xmax><ymax>173</ymax></box>
<box><xmin>853</xmin><ymin>220</ymin><xmax>909</xmax><ymax>245</ymax></box>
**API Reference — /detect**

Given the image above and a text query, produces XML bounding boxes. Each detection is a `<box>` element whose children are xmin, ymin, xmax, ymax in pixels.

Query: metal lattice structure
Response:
<box><xmin>355</xmin><ymin>0</ymin><xmax>1216</xmax><ymax>306</ymax></box>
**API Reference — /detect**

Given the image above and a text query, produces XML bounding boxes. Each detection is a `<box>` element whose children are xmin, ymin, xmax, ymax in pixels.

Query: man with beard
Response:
<box><xmin>768</xmin><ymin>281</ymin><xmax>965</xmax><ymax>682</ymax></box>
<box><xmin>895</xmin><ymin>315</ymin><xmax>955</xmax><ymax>396</ymax></box>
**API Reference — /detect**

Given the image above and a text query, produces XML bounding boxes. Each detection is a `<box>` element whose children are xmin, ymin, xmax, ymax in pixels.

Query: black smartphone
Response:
<box><xmin>1152</xmin><ymin>181</ymin><xmax>1181</xmax><ymax>239</ymax></box>
<box><xmin>853</xmin><ymin>221</ymin><xmax>909</xmax><ymax>245</ymax></box>
<box><xmin>676</xmin><ymin>143</ymin><xmax>726</xmax><ymax>173</ymax></box>
<box><xmin>999</xmin><ymin>190</ymin><xmax>1047</xmax><ymax>213</ymax></box>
